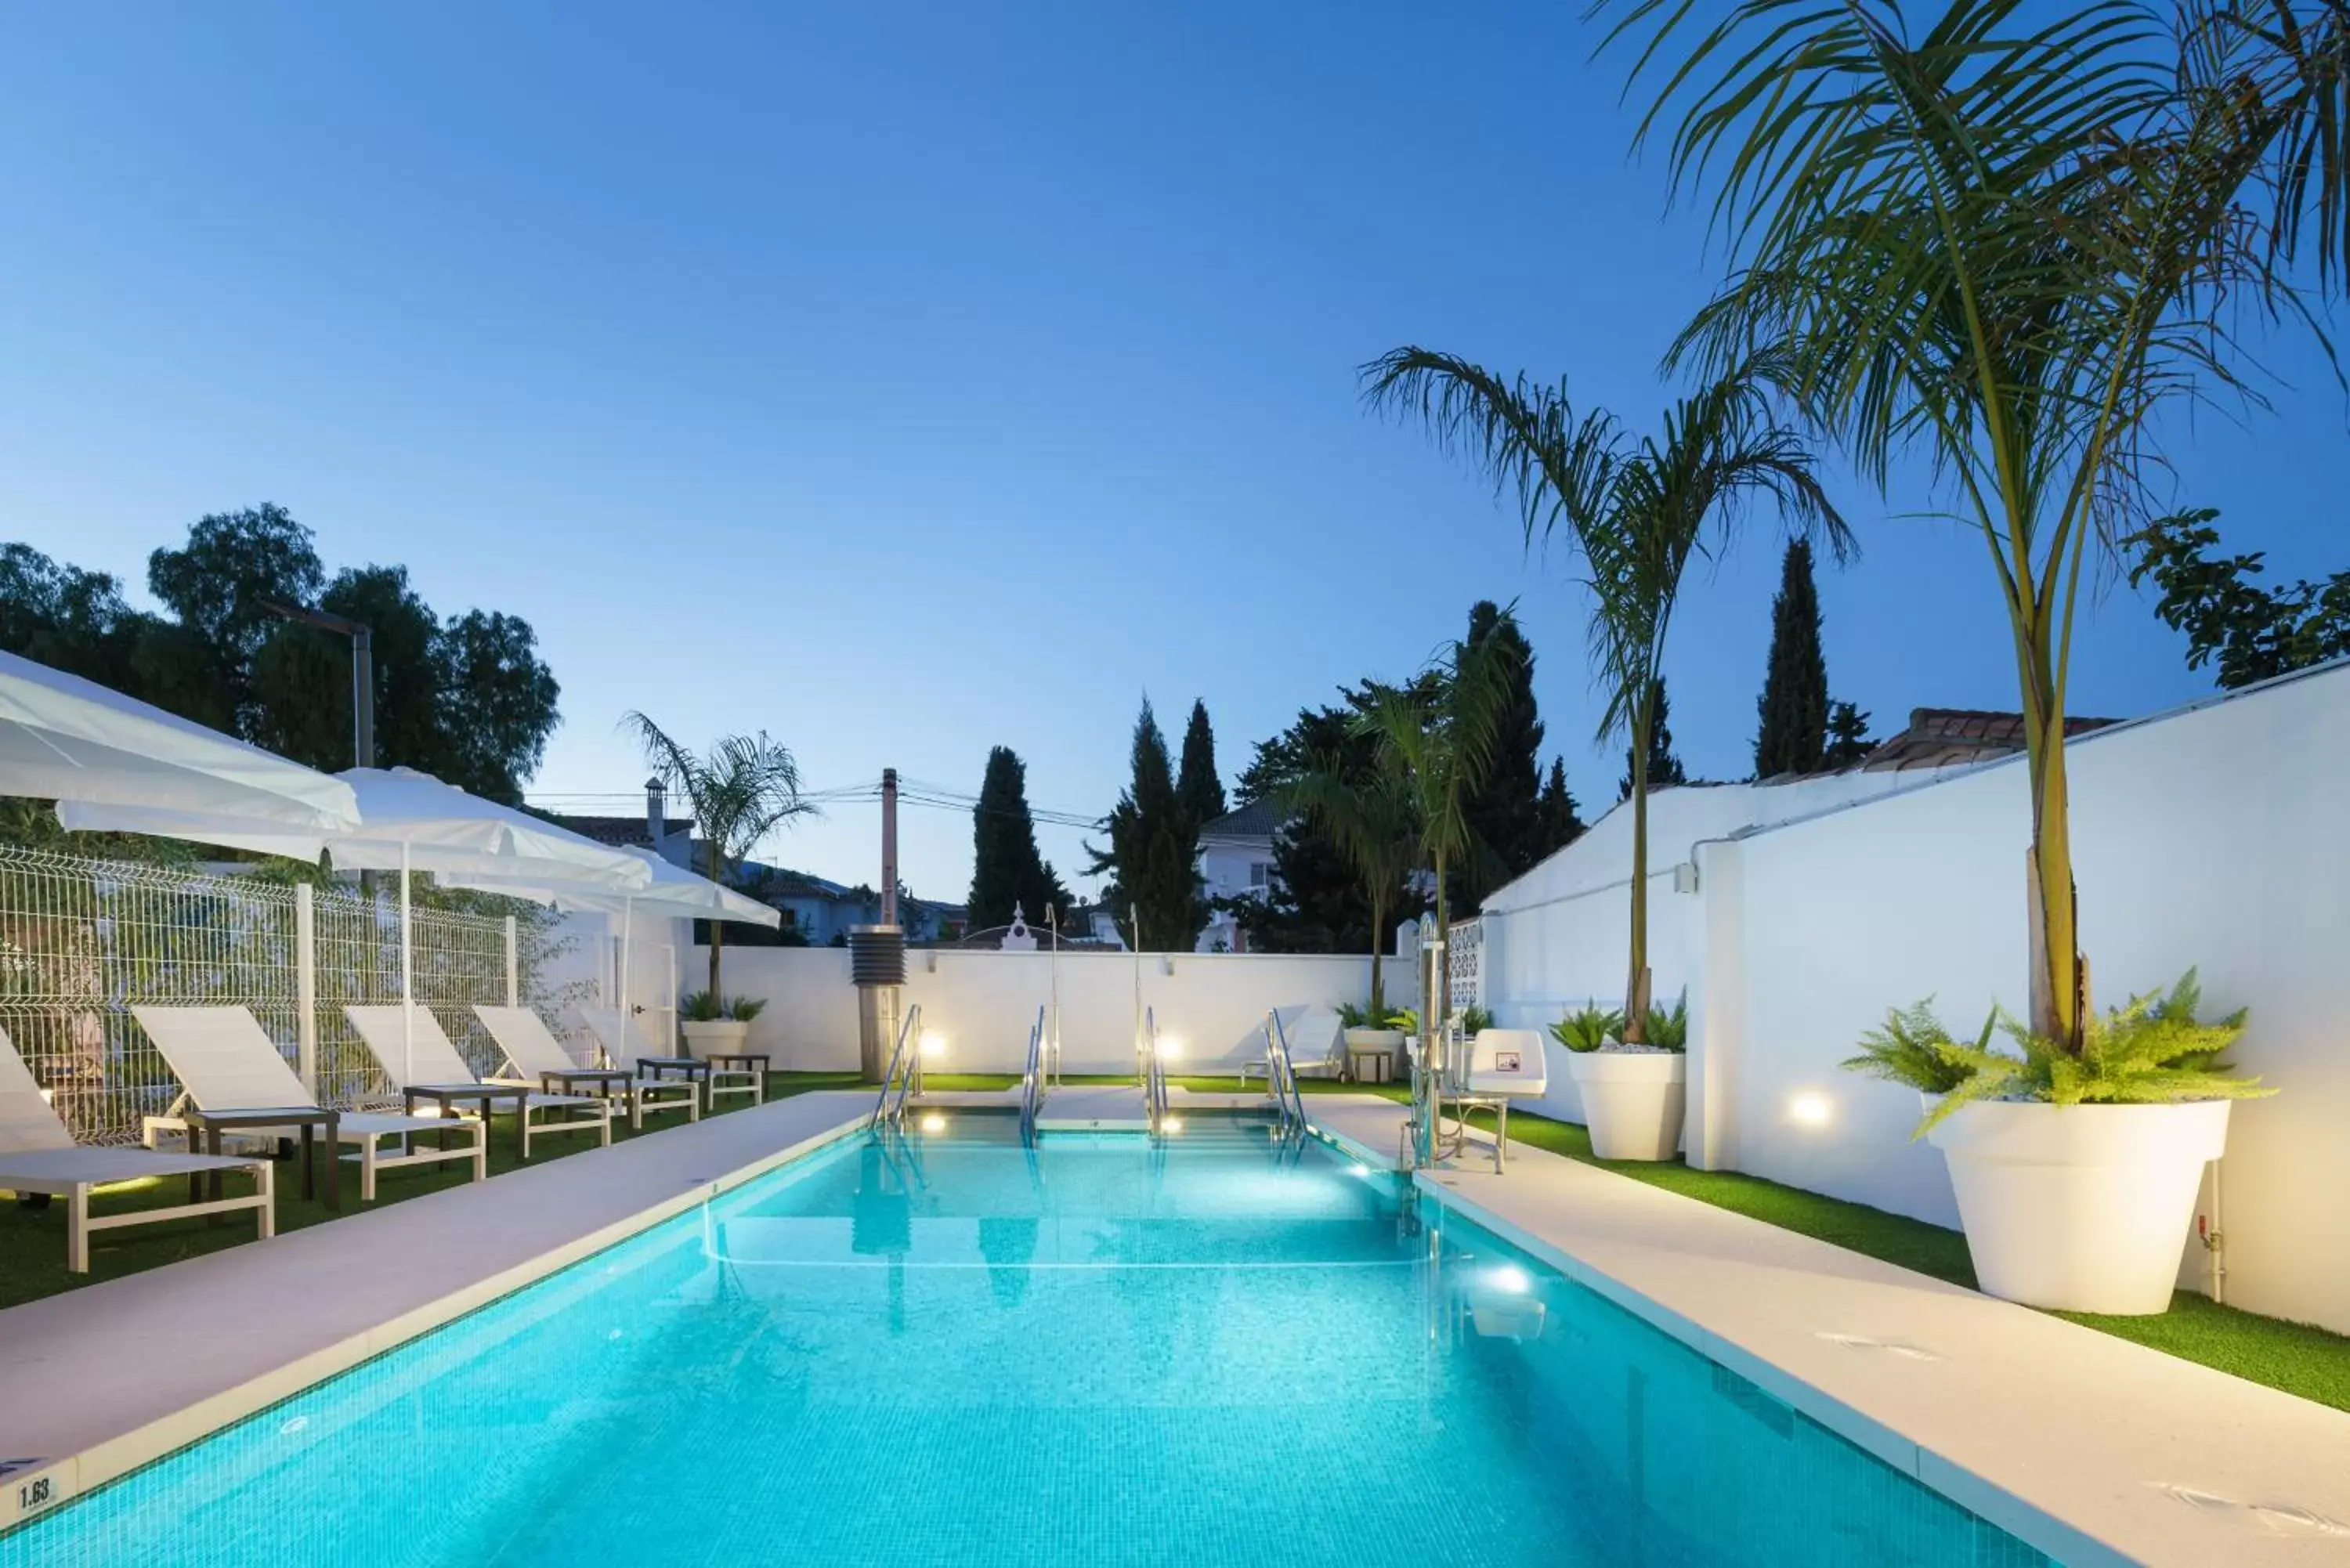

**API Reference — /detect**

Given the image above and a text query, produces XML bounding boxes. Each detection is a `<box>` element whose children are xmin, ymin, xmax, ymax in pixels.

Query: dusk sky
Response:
<box><xmin>5</xmin><ymin>2</ymin><xmax>2341</xmax><ymax>901</ymax></box>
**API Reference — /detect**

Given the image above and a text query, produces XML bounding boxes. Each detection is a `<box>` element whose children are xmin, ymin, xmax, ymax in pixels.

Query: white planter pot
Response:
<box><xmin>1565</xmin><ymin>1050</ymin><xmax>1687</xmax><ymax>1162</ymax></box>
<box><xmin>1927</xmin><ymin>1099</ymin><xmax>2230</xmax><ymax>1314</ymax></box>
<box><xmin>1343</xmin><ymin>1028</ymin><xmax>1405</xmax><ymax>1083</ymax></box>
<box><xmin>678</xmin><ymin>1020</ymin><xmax>750</xmax><ymax>1060</ymax></box>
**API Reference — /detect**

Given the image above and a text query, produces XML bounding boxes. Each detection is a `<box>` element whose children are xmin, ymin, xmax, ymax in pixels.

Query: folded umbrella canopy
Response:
<box><xmin>0</xmin><ymin>649</ymin><xmax>359</xmax><ymax>829</ymax></box>
<box><xmin>446</xmin><ymin>845</ymin><xmax>781</xmax><ymax>1053</ymax></box>
<box><xmin>60</xmin><ymin>767</ymin><xmax>653</xmax><ymax>1082</ymax></box>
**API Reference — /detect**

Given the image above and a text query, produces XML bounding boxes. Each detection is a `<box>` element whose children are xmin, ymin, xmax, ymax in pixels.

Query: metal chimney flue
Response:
<box><xmin>848</xmin><ymin>923</ymin><xmax>906</xmax><ymax>1083</ymax></box>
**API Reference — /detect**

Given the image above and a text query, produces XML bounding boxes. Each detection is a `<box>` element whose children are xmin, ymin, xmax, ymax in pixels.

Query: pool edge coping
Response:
<box><xmin>1406</xmin><ymin>1165</ymin><xmax>2132</xmax><ymax>1568</ymax></box>
<box><xmin>1</xmin><ymin>1108</ymin><xmax>871</xmax><ymax>1534</ymax></box>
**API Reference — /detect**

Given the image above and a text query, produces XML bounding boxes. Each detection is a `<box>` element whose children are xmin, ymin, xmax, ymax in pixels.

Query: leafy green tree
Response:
<box><xmin>1175</xmin><ymin>700</ymin><xmax>1226</xmax><ymax>830</ymax></box>
<box><xmin>146</xmin><ymin>504</ymin><xmax>324</xmax><ymax>733</ymax></box>
<box><xmin>1228</xmin><ymin>700</ymin><xmax>1413</xmax><ymax>957</ymax></box>
<box><xmin>1090</xmin><ymin>699</ymin><xmax>1206</xmax><ymax>950</ymax></box>
<box><xmin>1754</xmin><ymin>537</ymin><xmax>1829</xmax><ymax>776</ymax></box>
<box><xmin>967</xmin><ymin>745</ymin><xmax>1072</xmax><ymax>932</ymax></box>
<box><xmin>1618</xmin><ymin>678</ymin><xmax>1688</xmax><ymax>802</ymax></box>
<box><xmin>1823</xmin><ymin>702</ymin><xmax>1875</xmax><ymax>768</ymax></box>
<box><xmin>434</xmin><ymin>610</ymin><xmax>561</xmax><ymax>803</ymax></box>
<box><xmin>1603</xmin><ymin>0</ymin><xmax>2350</xmax><ymax>1045</ymax></box>
<box><xmin>1366</xmin><ymin>352</ymin><xmax>1841</xmax><ymax>1039</ymax></box>
<box><xmin>248</xmin><ymin>565</ymin><xmax>559</xmax><ymax>803</ymax></box>
<box><xmin>2128</xmin><ymin>508</ymin><xmax>2350</xmax><ymax>688</ymax></box>
<box><xmin>626</xmin><ymin>714</ymin><xmax>819</xmax><ymax>999</ymax></box>
<box><xmin>1452</xmin><ymin>601</ymin><xmax>1548</xmax><ymax>913</ymax></box>
<box><xmin>0</xmin><ymin>544</ymin><xmax>153</xmax><ymax>693</ymax></box>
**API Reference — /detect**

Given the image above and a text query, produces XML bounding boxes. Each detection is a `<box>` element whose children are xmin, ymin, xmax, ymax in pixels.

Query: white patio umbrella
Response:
<box><xmin>446</xmin><ymin>846</ymin><xmax>781</xmax><ymax>1055</ymax></box>
<box><xmin>0</xmin><ymin>649</ymin><xmax>359</xmax><ymax>829</ymax></box>
<box><xmin>60</xmin><ymin>767</ymin><xmax>653</xmax><ymax>1081</ymax></box>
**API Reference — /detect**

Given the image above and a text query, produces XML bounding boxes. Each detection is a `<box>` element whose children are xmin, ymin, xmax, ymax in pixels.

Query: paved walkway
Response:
<box><xmin>0</xmin><ymin>1091</ymin><xmax>872</xmax><ymax>1530</ymax></box>
<box><xmin>1301</xmin><ymin>1094</ymin><xmax>2350</xmax><ymax>1567</ymax></box>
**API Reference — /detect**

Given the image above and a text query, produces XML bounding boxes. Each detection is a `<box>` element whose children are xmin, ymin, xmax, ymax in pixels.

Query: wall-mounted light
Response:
<box><xmin>1672</xmin><ymin>862</ymin><xmax>1701</xmax><ymax>894</ymax></box>
<box><xmin>1788</xmin><ymin>1091</ymin><xmax>1833</xmax><ymax>1129</ymax></box>
<box><xmin>920</xmin><ymin>1112</ymin><xmax>947</xmax><ymax>1133</ymax></box>
<box><xmin>1162</xmin><ymin>1116</ymin><xmax>1185</xmax><ymax>1134</ymax></box>
<box><xmin>1160</xmin><ymin>955</ymin><xmax>1175</xmax><ymax>976</ymax></box>
<box><xmin>1156</xmin><ymin>1038</ymin><xmax>1184</xmax><ymax>1062</ymax></box>
<box><xmin>920</xmin><ymin>1031</ymin><xmax>948</xmax><ymax>1060</ymax></box>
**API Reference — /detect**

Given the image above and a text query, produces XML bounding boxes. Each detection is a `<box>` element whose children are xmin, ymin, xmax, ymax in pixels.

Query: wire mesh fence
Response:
<box><xmin>0</xmin><ymin>845</ymin><xmax>563</xmax><ymax>1143</ymax></box>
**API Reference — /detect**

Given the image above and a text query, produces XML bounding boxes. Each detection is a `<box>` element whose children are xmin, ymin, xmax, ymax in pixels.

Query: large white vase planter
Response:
<box><xmin>1927</xmin><ymin>1099</ymin><xmax>2230</xmax><ymax>1314</ymax></box>
<box><xmin>678</xmin><ymin>1020</ymin><xmax>750</xmax><ymax>1061</ymax></box>
<box><xmin>1566</xmin><ymin>1050</ymin><xmax>1687</xmax><ymax>1161</ymax></box>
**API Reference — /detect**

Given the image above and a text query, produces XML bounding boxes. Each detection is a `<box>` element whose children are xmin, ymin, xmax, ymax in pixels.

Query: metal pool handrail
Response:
<box><xmin>1019</xmin><ymin>1004</ymin><xmax>1047</xmax><ymax>1144</ymax></box>
<box><xmin>1263</xmin><ymin>1009</ymin><xmax>1308</xmax><ymax>1140</ymax></box>
<box><xmin>869</xmin><ymin>1002</ymin><xmax>924</xmax><ymax>1132</ymax></box>
<box><xmin>1143</xmin><ymin>1006</ymin><xmax>1170</xmax><ymax>1134</ymax></box>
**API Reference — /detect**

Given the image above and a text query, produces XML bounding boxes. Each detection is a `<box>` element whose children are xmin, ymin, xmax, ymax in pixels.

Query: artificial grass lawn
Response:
<box><xmin>11</xmin><ymin>1068</ymin><xmax>2347</xmax><ymax>1416</ymax></box>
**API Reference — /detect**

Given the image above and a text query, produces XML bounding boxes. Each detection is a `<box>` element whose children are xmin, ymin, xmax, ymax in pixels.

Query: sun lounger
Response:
<box><xmin>1242</xmin><ymin>1006</ymin><xmax>1345</xmax><ymax>1091</ymax></box>
<box><xmin>475</xmin><ymin>1005</ymin><xmax>697</xmax><ymax>1132</ymax></box>
<box><xmin>134</xmin><ymin>1005</ymin><xmax>483</xmax><ymax>1203</ymax></box>
<box><xmin>345</xmin><ymin>1003</ymin><xmax>610</xmax><ymax>1158</ymax></box>
<box><xmin>0</xmin><ymin>1024</ymin><xmax>274</xmax><ymax>1272</ymax></box>
<box><xmin>579</xmin><ymin>1006</ymin><xmax>761</xmax><ymax>1110</ymax></box>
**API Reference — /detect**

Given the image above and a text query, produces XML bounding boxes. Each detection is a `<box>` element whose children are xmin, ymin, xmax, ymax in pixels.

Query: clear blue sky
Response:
<box><xmin>3</xmin><ymin>3</ymin><xmax>2341</xmax><ymax>901</ymax></box>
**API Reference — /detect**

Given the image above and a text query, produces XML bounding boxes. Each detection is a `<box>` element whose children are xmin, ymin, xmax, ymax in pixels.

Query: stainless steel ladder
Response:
<box><xmin>867</xmin><ymin>1003</ymin><xmax>924</xmax><ymax>1133</ymax></box>
<box><xmin>1142</xmin><ymin>1006</ymin><xmax>1171</xmax><ymax>1135</ymax></box>
<box><xmin>1263</xmin><ymin>1008</ymin><xmax>1309</xmax><ymax>1140</ymax></box>
<box><xmin>1018</xmin><ymin>1004</ymin><xmax>1047</xmax><ymax>1145</ymax></box>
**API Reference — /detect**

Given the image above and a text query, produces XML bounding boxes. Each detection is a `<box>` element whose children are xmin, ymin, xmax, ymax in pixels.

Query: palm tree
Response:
<box><xmin>1353</xmin><ymin>618</ymin><xmax>1523</xmax><ymax>1026</ymax></box>
<box><xmin>624</xmin><ymin>714</ymin><xmax>819</xmax><ymax>1000</ymax></box>
<box><xmin>1597</xmin><ymin>0</ymin><xmax>2350</xmax><ymax>1046</ymax></box>
<box><xmin>1278</xmin><ymin>744</ymin><xmax>1421</xmax><ymax>1016</ymax></box>
<box><xmin>1365</xmin><ymin>355</ymin><xmax>1843</xmax><ymax>1039</ymax></box>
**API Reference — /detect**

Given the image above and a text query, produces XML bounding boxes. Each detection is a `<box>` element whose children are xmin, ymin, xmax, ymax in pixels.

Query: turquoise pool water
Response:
<box><xmin>4</xmin><ymin>1117</ymin><xmax>2053</xmax><ymax>1566</ymax></box>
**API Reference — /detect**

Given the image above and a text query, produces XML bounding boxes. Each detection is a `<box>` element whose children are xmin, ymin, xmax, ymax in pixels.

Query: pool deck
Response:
<box><xmin>1306</xmin><ymin>1097</ymin><xmax>2350</xmax><ymax>1568</ymax></box>
<box><xmin>5</xmin><ymin>1089</ymin><xmax>2347</xmax><ymax>1564</ymax></box>
<box><xmin>0</xmin><ymin>1090</ymin><xmax>874</xmax><ymax>1530</ymax></box>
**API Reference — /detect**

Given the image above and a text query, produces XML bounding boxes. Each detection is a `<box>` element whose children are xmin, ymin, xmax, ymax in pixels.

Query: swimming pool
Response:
<box><xmin>3</xmin><ymin>1116</ymin><xmax>2053</xmax><ymax>1566</ymax></box>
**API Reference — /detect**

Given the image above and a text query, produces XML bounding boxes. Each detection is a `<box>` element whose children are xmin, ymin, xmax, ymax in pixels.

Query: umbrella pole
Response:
<box><xmin>400</xmin><ymin>841</ymin><xmax>414</xmax><ymax>1087</ymax></box>
<box><xmin>619</xmin><ymin>897</ymin><xmax>634</xmax><ymax>1066</ymax></box>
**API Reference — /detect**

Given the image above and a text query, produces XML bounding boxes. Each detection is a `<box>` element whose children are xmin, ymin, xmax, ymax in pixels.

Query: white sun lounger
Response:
<box><xmin>345</xmin><ymin>1003</ymin><xmax>611</xmax><ymax>1158</ymax></box>
<box><xmin>579</xmin><ymin>1006</ymin><xmax>761</xmax><ymax>1109</ymax></box>
<box><xmin>0</xmin><ymin>1024</ymin><xmax>274</xmax><ymax>1272</ymax></box>
<box><xmin>475</xmin><ymin>1005</ymin><xmax>698</xmax><ymax>1133</ymax></box>
<box><xmin>1242</xmin><ymin>1006</ymin><xmax>1346</xmax><ymax>1091</ymax></box>
<box><xmin>134</xmin><ymin>1006</ymin><xmax>483</xmax><ymax>1203</ymax></box>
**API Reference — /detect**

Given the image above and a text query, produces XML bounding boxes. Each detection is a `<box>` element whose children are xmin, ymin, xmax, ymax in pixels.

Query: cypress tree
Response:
<box><xmin>1176</xmin><ymin>699</ymin><xmax>1227</xmax><ymax>828</ymax></box>
<box><xmin>1618</xmin><ymin>677</ymin><xmax>1687</xmax><ymax>800</ymax></box>
<box><xmin>1535</xmin><ymin>757</ymin><xmax>1583</xmax><ymax>856</ymax></box>
<box><xmin>1452</xmin><ymin>602</ymin><xmax>1546</xmax><ymax>912</ymax></box>
<box><xmin>967</xmin><ymin>746</ymin><xmax>1071</xmax><ymax>932</ymax></box>
<box><xmin>1089</xmin><ymin>699</ymin><xmax>1208</xmax><ymax>950</ymax></box>
<box><xmin>1823</xmin><ymin>701</ymin><xmax>1875</xmax><ymax>768</ymax></box>
<box><xmin>1753</xmin><ymin>537</ymin><xmax>1830</xmax><ymax>777</ymax></box>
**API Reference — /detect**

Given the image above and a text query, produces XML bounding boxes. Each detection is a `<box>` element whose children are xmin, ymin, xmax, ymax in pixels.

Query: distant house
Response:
<box><xmin>1195</xmin><ymin>797</ymin><xmax>1283</xmax><ymax>952</ymax></box>
<box><xmin>1853</xmin><ymin>708</ymin><xmax>2120</xmax><ymax>771</ymax></box>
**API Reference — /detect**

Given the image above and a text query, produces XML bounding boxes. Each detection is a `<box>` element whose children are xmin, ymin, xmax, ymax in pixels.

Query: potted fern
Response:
<box><xmin>1843</xmin><ymin>972</ymin><xmax>2270</xmax><ymax>1313</ymax></box>
<box><xmin>1551</xmin><ymin>995</ymin><xmax>1687</xmax><ymax>1161</ymax></box>
<box><xmin>678</xmin><ymin>991</ymin><xmax>767</xmax><ymax>1060</ymax></box>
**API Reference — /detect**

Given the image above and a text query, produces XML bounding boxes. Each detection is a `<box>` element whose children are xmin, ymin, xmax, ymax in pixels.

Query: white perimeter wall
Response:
<box><xmin>694</xmin><ymin>946</ymin><xmax>1420</xmax><ymax>1076</ymax></box>
<box><xmin>1477</xmin><ymin>662</ymin><xmax>2350</xmax><ymax>1334</ymax></box>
